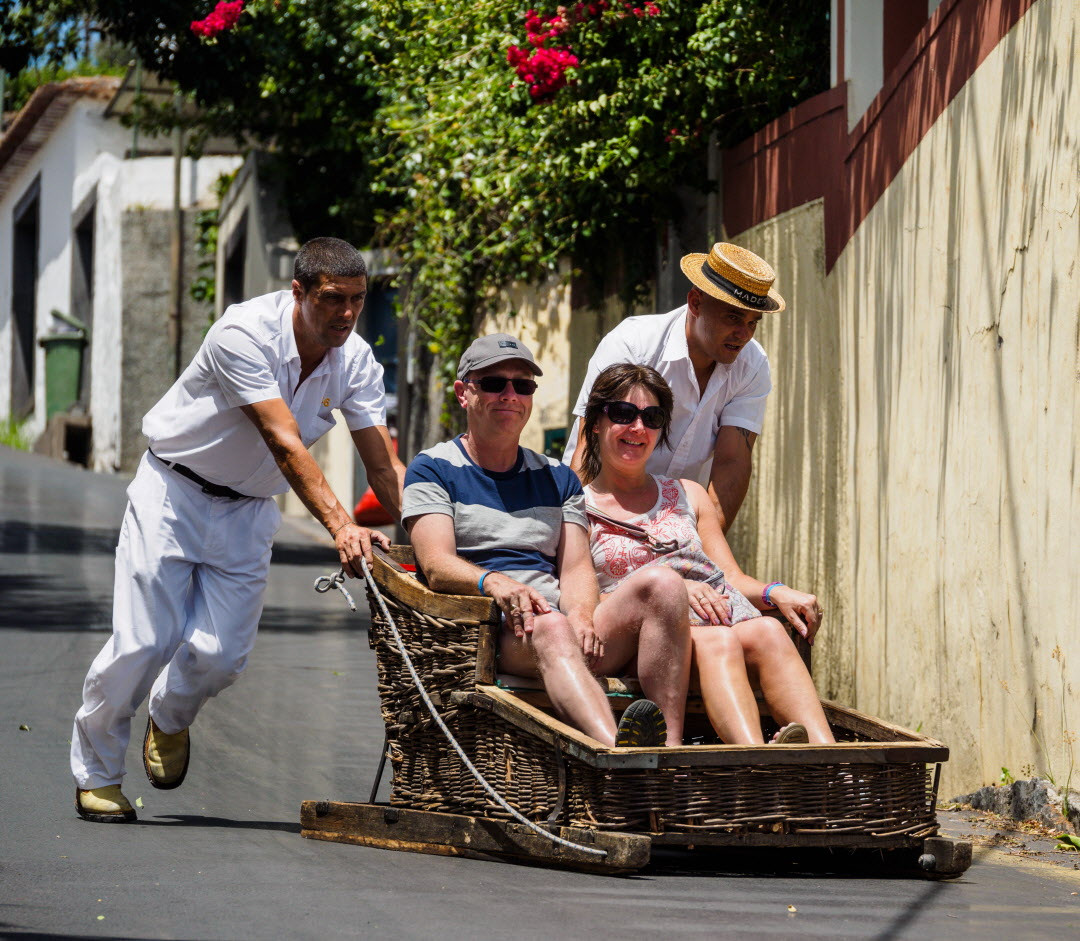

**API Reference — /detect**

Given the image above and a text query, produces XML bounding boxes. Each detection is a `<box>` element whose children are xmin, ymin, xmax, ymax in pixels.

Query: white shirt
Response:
<box><xmin>563</xmin><ymin>305</ymin><xmax>770</xmax><ymax>486</ymax></box>
<box><xmin>143</xmin><ymin>291</ymin><xmax>388</xmax><ymax>498</ymax></box>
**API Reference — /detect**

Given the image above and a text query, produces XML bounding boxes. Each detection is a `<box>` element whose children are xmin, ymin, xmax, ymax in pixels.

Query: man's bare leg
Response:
<box><xmin>593</xmin><ymin>566</ymin><xmax>691</xmax><ymax>746</ymax></box>
<box><xmin>499</xmin><ymin>612</ymin><xmax>619</xmax><ymax>746</ymax></box>
<box><xmin>735</xmin><ymin>617</ymin><xmax>835</xmax><ymax>744</ymax></box>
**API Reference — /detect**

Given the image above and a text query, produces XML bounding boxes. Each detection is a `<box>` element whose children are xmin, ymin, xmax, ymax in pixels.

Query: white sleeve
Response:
<box><xmin>206</xmin><ymin>322</ymin><xmax>283</xmax><ymax>408</ymax></box>
<box><xmin>719</xmin><ymin>356</ymin><xmax>771</xmax><ymax>433</ymax></box>
<box><xmin>338</xmin><ymin>343</ymin><xmax>388</xmax><ymax>431</ymax></box>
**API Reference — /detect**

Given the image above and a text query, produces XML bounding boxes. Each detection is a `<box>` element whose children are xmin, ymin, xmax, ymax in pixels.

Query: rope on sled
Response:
<box><xmin>315</xmin><ymin>563</ymin><xmax>607</xmax><ymax>859</ymax></box>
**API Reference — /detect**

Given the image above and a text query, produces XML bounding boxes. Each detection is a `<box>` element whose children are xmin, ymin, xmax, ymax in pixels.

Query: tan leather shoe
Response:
<box><xmin>143</xmin><ymin>717</ymin><xmax>190</xmax><ymax>789</ymax></box>
<box><xmin>76</xmin><ymin>785</ymin><xmax>137</xmax><ymax>823</ymax></box>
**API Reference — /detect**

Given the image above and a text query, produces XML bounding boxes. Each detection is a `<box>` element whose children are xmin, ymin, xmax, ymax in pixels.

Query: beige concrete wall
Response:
<box><xmin>733</xmin><ymin>0</ymin><xmax>1078</xmax><ymax>794</ymax></box>
<box><xmin>482</xmin><ymin>264</ymin><xmax>575</xmax><ymax>455</ymax></box>
<box><xmin>724</xmin><ymin>199</ymin><xmax>857</xmax><ymax>709</ymax></box>
<box><xmin>483</xmin><ymin>265</ymin><xmax>656</xmax><ymax>456</ymax></box>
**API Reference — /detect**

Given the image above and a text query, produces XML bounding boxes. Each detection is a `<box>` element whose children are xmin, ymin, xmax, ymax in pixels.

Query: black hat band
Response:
<box><xmin>700</xmin><ymin>261</ymin><xmax>770</xmax><ymax>308</ymax></box>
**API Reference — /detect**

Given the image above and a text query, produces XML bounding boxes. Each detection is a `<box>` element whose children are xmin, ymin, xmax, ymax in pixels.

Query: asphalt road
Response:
<box><xmin>2</xmin><ymin>445</ymin><xmax>1078</xmax><ymax>940</ymax></box>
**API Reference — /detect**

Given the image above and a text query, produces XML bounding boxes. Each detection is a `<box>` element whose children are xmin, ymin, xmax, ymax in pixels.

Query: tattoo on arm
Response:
<box><xmin>736</xmin><ymin>427</ymin><xmax>755</xmax><ymax>453</ymax></box>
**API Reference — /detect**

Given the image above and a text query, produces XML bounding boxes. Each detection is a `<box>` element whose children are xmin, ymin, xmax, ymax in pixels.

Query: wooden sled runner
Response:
<box><xmin>301</xmin><ymin>546</ymin><xmax>972</xmax><ymax>877</ymax></box>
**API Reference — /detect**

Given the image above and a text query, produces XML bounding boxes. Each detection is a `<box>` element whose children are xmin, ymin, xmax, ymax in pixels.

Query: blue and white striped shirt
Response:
<box><xmin>402</xmin><ymin>436</ymin><xmax>587</xmax><ymax>607</ymax></box>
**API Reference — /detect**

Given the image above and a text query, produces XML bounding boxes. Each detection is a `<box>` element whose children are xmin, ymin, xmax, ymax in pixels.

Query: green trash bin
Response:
<box><xmin>38</xmin><ymin>311</ymin><xmax>88</xmax><ymax>421</ymax></box>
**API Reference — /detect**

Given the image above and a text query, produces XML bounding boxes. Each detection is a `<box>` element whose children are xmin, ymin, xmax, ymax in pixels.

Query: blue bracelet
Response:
<box><xmin>478</xmin><ymin>570</ymin><xmax>493</xmax><ymax>595</ymax></box>
<box><xmin>762</xmin><ymin>581</ymin><xmax>784</xmax><ymax>608</ymax></box>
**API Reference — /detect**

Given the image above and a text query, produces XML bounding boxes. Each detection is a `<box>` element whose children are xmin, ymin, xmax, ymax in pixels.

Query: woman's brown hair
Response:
<box><xmin>578</xmin><ymin>363</ymin><xmax>673</xmax><ymax>485</ymax></box>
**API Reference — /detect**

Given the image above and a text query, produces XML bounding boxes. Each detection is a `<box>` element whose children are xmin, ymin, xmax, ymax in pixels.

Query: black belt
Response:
<box><xmin>150</xmin><ymin>451</ymin><xmax>252</xmax><ymax>500</ymax></box>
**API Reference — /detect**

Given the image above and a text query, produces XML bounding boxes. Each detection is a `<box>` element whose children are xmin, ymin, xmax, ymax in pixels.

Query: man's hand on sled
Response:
<box><xmin>486</xmin><ymin>573</ymin><xmax>550</xmax><ymax>638</ymax></box>
<box><xmin>771</xmin><ymin>586</ymin><xmax>822</xmax><ymax>645</ymax></box>
<box><xmin>336</xmin><ymin>521</ymin><xmax>391</xmax><ymax>573</ymax></box>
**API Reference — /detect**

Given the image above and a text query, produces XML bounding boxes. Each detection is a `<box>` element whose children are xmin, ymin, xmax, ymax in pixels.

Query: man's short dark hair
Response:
<box><xmin>293</xmin><ymin>237</ymin><xmax>368</xmax><ymax>292</ymax></box>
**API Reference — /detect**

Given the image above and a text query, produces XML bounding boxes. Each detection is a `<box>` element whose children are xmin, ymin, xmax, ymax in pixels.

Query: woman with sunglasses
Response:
<box><xmin>580</xmin><ymin>363</ymin><xmax>835</xmax><ymax>745</ymax></box>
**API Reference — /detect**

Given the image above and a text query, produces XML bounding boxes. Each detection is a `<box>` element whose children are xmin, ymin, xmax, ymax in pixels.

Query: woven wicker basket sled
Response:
<box><xmin>300</xmin><ymin>546</ymin><xmax>971</xmax><ymax>876</ymax></box>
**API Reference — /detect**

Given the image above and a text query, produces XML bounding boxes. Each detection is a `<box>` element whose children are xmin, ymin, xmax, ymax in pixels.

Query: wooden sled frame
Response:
<box><xmin>301</xmin><ymin>546</ymin><xmax>971</xmax><ymax>877</ymax></box>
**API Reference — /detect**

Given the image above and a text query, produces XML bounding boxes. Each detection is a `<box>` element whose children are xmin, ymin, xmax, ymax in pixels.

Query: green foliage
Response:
<box><xmin>0</xmin><ymin>3</ymin><xmax>130</xmax><ymax>111</ymax></box>
<box><xmin>361</xmin><ymin>0</ymin><xmax>829</xmax><ymax>394</ymax></box>
<box><xmin>7</xmin><ymin>0</ymin><xmax>828</xmax><ymax>423</ymax></box>
<box><xmin>0</xmin><ymin>416</ymin><xmax>30</xmax><ymax>450</ymax></box>
<box><xmin>3</xmin><ymin>56</ymin><xmax>127</xmax><ymax>111</ymax></box>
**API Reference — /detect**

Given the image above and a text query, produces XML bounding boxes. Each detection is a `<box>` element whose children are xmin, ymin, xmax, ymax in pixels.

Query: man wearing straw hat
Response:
<box><xmin>402</xmin><ymin>334</ymin><xmax>684</xmax><ymax>749</ymax></box>
<box><xmin>565</xmin><ymin>242</ymin><xmax>784</xmax><ymax>531</ymax></box>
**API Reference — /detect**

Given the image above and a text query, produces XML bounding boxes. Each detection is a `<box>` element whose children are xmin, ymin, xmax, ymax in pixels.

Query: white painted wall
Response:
<box><xmin>0</xmin><ymin>97</ymin><xmax>128</xmax><ymax>435</ymax></box>
<box><xmin>844</xmin><ymin>0</ymin><xmax>884</xmax><ymax>130</ymax></box>
<box><xmin>838</xmin><ymin>1</ymin><xmax>941</xmax><ymax>130</ymax></box>
<box><xmin>0</xmin><ymin>91</ymin><xmax>239</xmax><ymax>468</ymax></box>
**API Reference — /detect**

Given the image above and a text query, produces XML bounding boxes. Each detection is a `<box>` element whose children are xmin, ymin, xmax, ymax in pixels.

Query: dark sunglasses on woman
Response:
<box><xmin>603</xmin><ymin>401</ymin><xmax>667</xmax><ymax>429</ymax></box>
<box><xmin>462</xmin><ymin>375</ymin><xmax>538</xmax><ymax>396</ymax></box>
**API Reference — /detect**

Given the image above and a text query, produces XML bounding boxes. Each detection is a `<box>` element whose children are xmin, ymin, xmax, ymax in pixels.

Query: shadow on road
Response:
<box><xmin>0</xmin><ymin>573</ymin><xmax>110</xmax><ymax>630</ymax></box>
<box><xmin>0</xmin><ymin>929</ymin><xmax>159</xmax><ymax>941</ymax></box>
<box><xmin>0</xmin><ymin>520</ymin><xmax>119</xmax><ymax>555</ymax></box>
<box><xmin>644</xmin><ymin>845</ymin><xmax>969</xmax><ymax>883</ymax></box>
<box><xmin>136</xmin><ymin>814</ymin><xmax>302</xmax><ymax>834</ymax></box>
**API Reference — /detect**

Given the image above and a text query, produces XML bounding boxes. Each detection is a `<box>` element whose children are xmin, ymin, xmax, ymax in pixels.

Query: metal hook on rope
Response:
<box><xmin>313</xmin><ymin>568</ymin><xmax>356</xmax><ymax>611</ymax></box>
<box><xmin>314</xmin><ymin>558</ymin><xmax>607</xmax><ymax>860</ymax></box>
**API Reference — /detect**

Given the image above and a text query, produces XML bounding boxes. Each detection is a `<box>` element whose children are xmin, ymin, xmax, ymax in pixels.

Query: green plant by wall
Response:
<box><xmin>0</xmin><ymin>417</ymin><xmax>30</xmax><ymax>450</ymax></box>
<box><xmin>190</xmin><ymin>169</ymin><xmax>237</xmax><ymax>321</ymax></box>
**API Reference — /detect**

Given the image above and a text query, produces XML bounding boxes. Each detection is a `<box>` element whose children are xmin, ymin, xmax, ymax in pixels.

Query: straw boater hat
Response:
<box><xmin>679</xmin><ymin>242</ymin><xmax>786</xmax><ymax>313</ymax></box>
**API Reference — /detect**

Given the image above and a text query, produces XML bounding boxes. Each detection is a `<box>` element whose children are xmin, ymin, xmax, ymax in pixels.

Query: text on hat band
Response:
<box><xmin>699</xmin><ymin>262</ymin><xmax>770</xmax><ymax>308</ymax></box>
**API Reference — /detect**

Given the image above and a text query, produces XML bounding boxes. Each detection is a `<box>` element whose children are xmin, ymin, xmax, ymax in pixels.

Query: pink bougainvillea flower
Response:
<box><xmin>191</xmin><ymin>0</ymin><xmax>244</xmax><ymax>38</ymax></box>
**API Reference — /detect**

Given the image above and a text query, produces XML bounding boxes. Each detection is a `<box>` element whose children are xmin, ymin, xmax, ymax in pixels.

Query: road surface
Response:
<box><xmin>2</xmin><ymin>446</ymin><xmax>1078</xmax><ymax>939</ymax></box>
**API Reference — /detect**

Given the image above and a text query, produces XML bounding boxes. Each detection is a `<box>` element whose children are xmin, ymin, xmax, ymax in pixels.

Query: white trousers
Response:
<box><xmin>71</xmin><ymin>452</ymin><xmax>281</xmax><ymax>788</ymax></box>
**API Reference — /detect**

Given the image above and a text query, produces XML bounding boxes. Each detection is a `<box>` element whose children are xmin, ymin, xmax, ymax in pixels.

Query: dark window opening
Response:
<box><xmin>11</xmin><ymin>179</ymin><xmax>41</xmax><ymax>419</ymax></box>
<box><xmin>71</xmin><ymin>199</ymin><xmax>95</xmax><ymax>408</ymax></box>
<box><xmin>223</xmin><ymin>212</ymin><xmax>247</xmax><ymax>311</ymax></box>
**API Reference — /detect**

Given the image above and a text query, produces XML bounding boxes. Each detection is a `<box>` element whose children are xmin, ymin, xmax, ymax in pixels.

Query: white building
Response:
<box><xmin>0</xmin><ymin>73</ymin><xmax>242</xmax><ymax>470</ymax></box>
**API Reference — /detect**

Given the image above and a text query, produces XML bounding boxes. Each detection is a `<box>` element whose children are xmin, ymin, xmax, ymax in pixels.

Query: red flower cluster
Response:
<box><xmin>191</xmin><ymin>0</ymin><xmax>244</xmax><ymax>38</ymax></box>
<box><xmin>507</xmin><ymin>2</ymin><xmax>659</xmax><ymax>101</ymax></box>
<box><xmin>508</xmin><ymin>5</ymin><xmax>606</xmax><ymax>101</ymax></box>
<box><xmin>507</xmin><ymin>44</ymin><xmax>579</xmax><ymax>100</ymax></box>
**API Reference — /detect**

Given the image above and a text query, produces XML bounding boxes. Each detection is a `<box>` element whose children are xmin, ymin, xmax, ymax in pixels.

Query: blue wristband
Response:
<box><xmin>478</xmin><ymin>570</ymin><xmax>492</xmax><ymax>595</ymax></box>
<box><xmin>762</xmin><ymin>581</ymin><xmax>784</xmax><ymax>608</ymax></box>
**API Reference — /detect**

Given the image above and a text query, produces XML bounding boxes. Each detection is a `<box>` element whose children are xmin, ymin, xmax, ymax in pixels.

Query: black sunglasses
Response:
<box><xmin>462</xmin><ymin>375</ymin><xmax>538</xmax><ymax>396</ymax></box>
<box><xmin>603</xmin><ymin>401</ymin><xmax>667</xmax><ymax>430</ymax></box>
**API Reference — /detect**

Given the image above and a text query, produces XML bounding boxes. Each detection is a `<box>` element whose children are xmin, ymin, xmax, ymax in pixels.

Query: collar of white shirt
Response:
<box><xmin>657</xmin><ymin>306</ymin><xmax>690</xmax><ymax>365</ymax></box>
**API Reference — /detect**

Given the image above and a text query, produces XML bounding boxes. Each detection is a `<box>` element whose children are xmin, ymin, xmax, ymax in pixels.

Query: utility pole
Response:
<box><xmin>169</xmin><ymin>90</ymin><xmax>185</xmax><ymax>378</ymax></box>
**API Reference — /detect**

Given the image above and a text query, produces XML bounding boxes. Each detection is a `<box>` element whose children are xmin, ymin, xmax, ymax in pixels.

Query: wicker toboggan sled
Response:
<box><xmin>300</xmin><ymin>546</ymin><xmax>971</xmax><ymax>876</ymax></box>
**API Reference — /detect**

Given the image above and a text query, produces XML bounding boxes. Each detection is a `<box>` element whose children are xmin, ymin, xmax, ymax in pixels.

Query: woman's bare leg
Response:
<box><xmin>733</xmin><ymin>616</ymin><xmax>835</xmax><ymax>744</ymax></box>
<box><xmin>691</xmin><ymin>625</ymin><xmax>765</xmax><ymax>744</ymax></box>
<box><xmin>499</xmin><ymin>611</ymin><xmax>619</xmax><ymax>746</ymax></box>
<box><xmin>592</xmin><ymin>566</ymin><xmax>692</xmax><ymax>746</ymax></box>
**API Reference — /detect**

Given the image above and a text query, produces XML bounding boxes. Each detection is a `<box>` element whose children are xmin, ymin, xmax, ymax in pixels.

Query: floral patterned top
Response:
<box><xmin>583</xmin><ymin>475</ymin><xmax>759</xmax><ymax>625</ymax></box>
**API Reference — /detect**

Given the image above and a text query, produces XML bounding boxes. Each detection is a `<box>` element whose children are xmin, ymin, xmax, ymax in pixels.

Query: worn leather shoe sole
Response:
<box><xmin>143</xmin><ymin>717</ymin><xmax>190</xmax><ymax>789</ymax></box>
<box><xmin>76</xmin><ymin>785</ymin><xmax>137</xmax><ymax>823</ymax></box>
